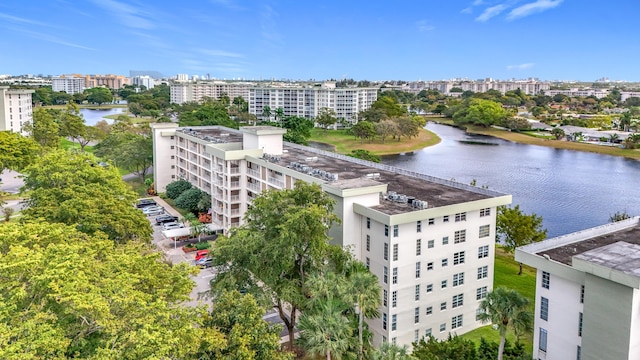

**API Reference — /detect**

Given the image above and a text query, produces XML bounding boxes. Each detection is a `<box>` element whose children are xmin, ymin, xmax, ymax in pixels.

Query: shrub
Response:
<box><xmin>166</xmin><ymin>179</ymin><xmax>192</xmax><ymax>200</ymax></box>
<box><xmin>195</xmin><ymin>242</ymin><xmax>211</xmax><ymax>250</ymax></box>
<box><xmin>174</xmin><ymin>188</ymin><xmax>204</xmax><ymax>213</ymax></box>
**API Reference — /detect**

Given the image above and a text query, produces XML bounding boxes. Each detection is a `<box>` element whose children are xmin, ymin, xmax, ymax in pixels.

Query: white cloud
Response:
<box><xmin>8</xmin><ymin>27</ymin><xmax>95</xmax><ymax>50</ymax></box>
<box><xmin>90</xmin><ymin>0</ymin><xmax>155</xmax><ymax>30</ymax></box>
<box><xmin>209</xmin><ymin>0</ymin><xmax>244</xmax><ymax>11</ymax></box>
<box><xmin>0</xmin><ymin>12</ymin><xmax>51</xmax><ymax>27</ymax></box>
<box><xmin>198</xmin><ymin>49</ymin><xmax>244</xmax><ymax>58</ymax></box>
<box><xmin>416</xmin><ymin>20</ymin><xmax>435</xmax><ymax>32</ymax></box>
<box><xmin>475</xmin><ymin>4</ymin><xmax>509</xmax><ymax>22</ymax></box>
<box><xmin>473</xmin><ymin>0</ymin><xmax>485</xmax><ymax>5</ymax></box>
<box><xmin>461</xmin><ymin>7</ymin><xmax>472</xmax><ymax>14</ymax></box>
<box><xmin>507</xmin><ymin>63</ymin><xmax>535</xmax><ymax>70</ymax></box>
<box><xmin>507</xmin><ymin>0</ymin><xmax>563</xmax><ymax>20</ymax></box>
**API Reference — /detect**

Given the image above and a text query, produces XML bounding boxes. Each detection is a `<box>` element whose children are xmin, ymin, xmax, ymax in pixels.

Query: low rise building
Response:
<box><xmin>516</xmin><ymin>217</ymin><xmax>640</xmax><ymax>360</ymax></box>
<box><xmin>0</xmin><ymin>86</ymin><xmax>34</xmax><ymax>134</ymax></box>
<box><xmin>151</xmin><ymin>123</ymin><xmax>512</xmax><ymax>347</ymax></box>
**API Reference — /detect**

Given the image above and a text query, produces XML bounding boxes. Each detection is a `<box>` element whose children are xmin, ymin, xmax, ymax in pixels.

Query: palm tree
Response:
<box><xmin>349</xmin><ymin>268</ymin><xmax>381</xmax><ymax>360</ymax></box>
<box><xmin>477</xmin><ymin>287</ymin><xmax>532</xmax><ymax>360</ymax></box>
<box><xmin>372</xmin><ymin>342</ymin><xmax>415</xmax><ymax>360</ymax></box>
<box><xmin>550</xmin><ymin>127</ymin><xmax>565</xmax><ymax>140</ymax></box>
<box><xmin>298</xmin><ymin>298</ymin><xmax>352</xmax><ymax>360</ymax></box>
<box><xmin>609</xmin><ymin>133</ymin><xmax>619</xmax><ymax>144</ymax></box>
<box><xmin>274</xmin><ymin>107</ymin><xmax>285</xmax><ymax>125</ymax></box>
<box><xmin>262</xmin><ymin>105</ymin><xmax>272</xmax><ymax>122</ymax></box>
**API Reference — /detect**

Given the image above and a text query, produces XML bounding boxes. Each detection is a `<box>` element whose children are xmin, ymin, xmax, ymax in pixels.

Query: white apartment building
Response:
<box><xmin>620</xmin><ymin>91</ymin><xmax>640</xmax><ymax>102</ymax></box>
<box><xmin>516</xmin><ymin>217</ymin><xmax>640</xmax><ymax>360</ymax></box>
<box><xmin>132</xmin><ymin>75</ymin><xmax>155</xmax><ymax>89</ymax></box>
<box><xmin>170</xmin><ymin>81</ymin><xmax>253</xmax><ymax>104</ymax></box>
<box><xmin>544</xmin><ymin>88</ymin><xmax>610</xmax><ymax>99</ymax></box>
<box><xmin>391</xmin><ymin>80</ymin><xmax>549</xmax><ymax>96</ymax></box>
<box><xmin>52</xmin><ymin>76</ymin><xmax>85</xmax><ymax>94</ymax></box>
<box><xmin>0</xmin><ymin>86</ymin><xmax>34</xmax><ymax>134</ymax></box>
<box><xmin>151</xmin><ymin>123</ymin><xmax>512</xmax><ymax>347</ymax></box>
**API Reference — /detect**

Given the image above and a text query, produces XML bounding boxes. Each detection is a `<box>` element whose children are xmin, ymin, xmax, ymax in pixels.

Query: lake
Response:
<box><xmin>79</xmin><ymin>108</ymin><xmax>125</xmax><ymax>126</ymax></box>
<box><xmin>382</xmin><ymin>123</ymin><xmax>640</xmax><ymax>238</ymax></box>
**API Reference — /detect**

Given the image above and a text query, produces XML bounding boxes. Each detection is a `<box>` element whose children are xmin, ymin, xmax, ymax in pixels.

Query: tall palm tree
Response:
<box><xmin>372</xmin><ymin>342</ymin><xmax>415</xmax><ymax>360</ymax></box>
<box><xmin>262</xmin><ymin>105</ymin><xmax>272</xmax><ymax>122</ymax></box>
<box><xmin>275</xmin><ymin>107</ymin><xmax>285</xmax><ymax>125</ymax></box>
<box><xmin>477</xmin><ymin>287</ymin><xmax>532</xmax><ymax>360</ymax></box>
<box><xmin>349</xmin><ymin>268</ymin><xmax>381</xmax><ymax>360</ymax></box>
<box><xmin>298</xmin><ymin>298</ymin><xmax>352</xmax><ymax>360</ymax></box>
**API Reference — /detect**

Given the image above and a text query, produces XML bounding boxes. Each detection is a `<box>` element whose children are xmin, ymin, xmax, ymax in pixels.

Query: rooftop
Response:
<box><xmin>574</xmin><ymin>241</ymin><xmax>640</xmax><ymax>278</ymax></box>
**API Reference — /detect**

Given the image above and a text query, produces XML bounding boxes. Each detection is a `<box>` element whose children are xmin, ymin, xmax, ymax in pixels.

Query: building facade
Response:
<box><xmin>170</xmin><ymin>81</ymin><xmax>253</xmax><ymax>105</ymax></box>
<box><xmin>52</xmin><ymin>75</ymin><xmax>85</xmax><ymax>94</ymax></box>
<box><xmin>151</xmin><ymin>123</ymin><xmax>512</xmax><ymax>347</ymax></box>
<box><xmin>132</xmin><ymin>75</ymin><xmax>155</xmax><ymax>89</ymax></box>
<box><xmin>0</xmin><ymin>86</ymin><xmax>34</xmax><ymax>134</ymax></box>
<box><xmin>388</xmin><ymin>79</ymin><xmax>550</xmax><ymax>96</ymax></box>
<box><xmin>516</xmin><ymin>217</ymin><xmax>640</xmax><ymax>360</ymax></box>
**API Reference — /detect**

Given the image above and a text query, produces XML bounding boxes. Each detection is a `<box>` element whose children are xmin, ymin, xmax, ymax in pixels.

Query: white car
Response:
<box><xmin>144</xmin><ymin>207</ymin><xmax>165</xmax><ymax>216</ymax></box>
<box><xmin>142</xmin><ymin>205</ymin><xmax>163</xmax><ymax>213</ymax></box>
<box><xmin>162</xmin><ymin>222</ymin><xmax>185</xmax><ymax>230</ymax></box>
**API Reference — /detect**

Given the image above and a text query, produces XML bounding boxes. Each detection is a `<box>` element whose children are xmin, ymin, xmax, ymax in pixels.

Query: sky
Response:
<box><xmin>1</xmin><ymin>0</ymin><xmax>639</xmax><ymax>82</ymax></box>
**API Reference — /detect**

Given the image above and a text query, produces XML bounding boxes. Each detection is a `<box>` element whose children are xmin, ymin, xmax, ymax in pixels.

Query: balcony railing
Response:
<box><xmin>230</xmin><ymin>195</ymin><xmax>240</xmax><ymax>202</ymax></box>
<box><xmin>267</xmin><ymin>177</ymin><xmax>285</xmax><ymax>188</ymax></box>
<box><xmin>247</xmin><ymin>182</ymin><xmax>261</xmax><ymax>192</ymax></box>
<box><xmin>247</xmin><ymin>168</ymin><xmax>260</xmax><ymax>178</ymax></box>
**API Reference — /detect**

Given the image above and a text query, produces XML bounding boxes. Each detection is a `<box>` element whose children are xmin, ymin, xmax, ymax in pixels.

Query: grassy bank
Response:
<box><xmin>309</xmin><ymin>128</ymin><xmax>440</xmax><ymax>156</ymax></box>
<box><xmin>460</xmin><ymin>246</ymin><xmax>536</xmax><ymax>354</ymax></box>
<box><xmin>42</xmin><ymin>104</ymin><xmax>128</xmax><ymax>110</ymax></box>
<box><xmin>434</xmin><ymin>119</ymin><xmax>640</xmax><ymax>160</ymax></box>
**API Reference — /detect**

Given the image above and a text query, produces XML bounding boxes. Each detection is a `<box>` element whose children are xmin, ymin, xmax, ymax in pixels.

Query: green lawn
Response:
<box><xmin>460</xmin><ymin>246</ymin><xmax>536</xmax><ymax>354</ymax></box>
<box><xmin>309</xmin><ymin>128</ymin><xmax>440</xmax><ymax>156</ymax></box>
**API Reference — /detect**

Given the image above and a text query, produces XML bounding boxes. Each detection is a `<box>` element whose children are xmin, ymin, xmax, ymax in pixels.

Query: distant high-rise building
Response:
<box><xmin>132</xmin><ymin>75</ymin><xmax>155</xmax><ymax>89</ymax></box>
<box><xmin>176</xmin><ymin>74</ymin><xmax>189</xmax><ymax>81</ymax></box>
<box><xmin>0</xmin><ymin>86</ymin><xmax>34</xmax><ymax>134</ymax></box>
<box><xmin>52</xmin><ymin>74</ymin><xmax>85</xmax><ymax>94</ymax></box>
<box><xmin>129</xmin><ymin>70</ymin><xmax>165</xmax><ymax>79</ymax></box>
<box><xmin>84</xmin><ymin>74</ymin><xmax>130</xmax><ymax>90</ymax></box>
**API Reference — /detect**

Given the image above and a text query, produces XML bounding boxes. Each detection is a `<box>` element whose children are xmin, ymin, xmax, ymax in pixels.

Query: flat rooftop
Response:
<box><xmin>176</xmin><ymin>127</ymin><xmax>243</xmax><ymax>143</ymax></box>
<box><xmin>537</xmin><ymin>220</ymin><xmax>640</xmax><ymax>266</ymax></box>
<box><xmin>574</xmin><ymin>242</ymin><xmax>640</xmax><ymax>278</ymax></box>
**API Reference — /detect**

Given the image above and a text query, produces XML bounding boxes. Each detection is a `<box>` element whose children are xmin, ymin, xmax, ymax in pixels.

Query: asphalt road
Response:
<box><xmin>0</xmin><ymin>170</ymin><xmax>24</xmax><ymax>195</ymax></box>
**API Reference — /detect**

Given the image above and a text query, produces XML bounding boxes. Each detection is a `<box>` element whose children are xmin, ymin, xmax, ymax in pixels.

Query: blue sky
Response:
<box><xmin>1</xmin><ymin>0</ymin><xmax>638</xmax><ymax>81</ymax></box>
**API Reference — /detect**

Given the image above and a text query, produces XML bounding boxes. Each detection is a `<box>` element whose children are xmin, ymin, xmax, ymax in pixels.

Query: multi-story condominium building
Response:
<box><xmin>52</xmin><ymin>75</ymin><xmax>85</xmax><ymax>94</ymax></box>
<box><xmin>170</xmin><ymin>81</ymin><xmax>253</xmax><ymax>104</ymax></box>
<box><xmin>132</xmin><ymin>75</ymin><xmax>155</xmax><ymax>89</ymax></box>
<box><xmin>516</xmin><ymin>217</ymin><xmax>640</xmax><ymax>360</ymax></box>
<box><xmin>620</xmin><ymin>91</ymin><xmax>640</xmax><ymax>102</ymax></box>
<box><xmin>391</xmin><ymin>79</ymin><xmax>550</xmax><ymax>96</ymax></box>
<box><xmin>84</xmin><ymin>74</ymin><xmax>130</xmax><ymax>90</ymax></box>
<box><xmin>151</xmin><ymin>123</ymin><xmax>512</xmax><ymax>347</ymax></box>
<box><xmin>0</xmin><ymin>86</ymin><xmax>34</xmax><ymax>134</ymax></box>
<box><xmin>544</xmin><ymin>88</ymin><xmax>610</xmax><ymax>99</ymax></box>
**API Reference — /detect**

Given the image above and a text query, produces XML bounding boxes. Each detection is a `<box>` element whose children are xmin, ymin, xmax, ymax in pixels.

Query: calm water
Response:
<box><xmin>79</xmin><ymin>108</ymin><xmax>124</xmax><ymax>126</ymax></box>
<box><xmin>383</xmin><ymin>123</ymin><xmax>640</xmax><ymax>238</ymax></box>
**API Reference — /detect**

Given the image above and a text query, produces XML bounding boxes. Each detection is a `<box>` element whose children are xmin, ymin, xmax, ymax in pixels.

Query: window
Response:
<box><xmin>392</xmin><ymin>337</ymin><xmax>396</xmax><ymax>345</ymax></box>
<box><xmin>392</xmin><ymin>267</ymin><xmax>398</xmax><ymax>284</ymax></box>
<box><xmin>442</xmin><ymin>258</ymin><xmax>448</xmax><ymax>267</ymax></box>
<box><xmin>366</xmin><ymin>235</ymin><xmax>370</xmax><ymax>251</ymax></box>
<box><xmin>479</xmin><ymin>225</ymin><xmax>490</xmax><ymax>238</ymax></box>
<box><xmin>477</xmin><ymin>286</ymin><xmax>488</xmax><ymax>300</ymax></box>
<box><xmin>393</xmin><ymin>244</ymin><xmax>398</xmax><ymax>261</ymax></box>
<box><xmin>580</xmin><ymin>285</ymin><xmax>584</xmax><ymax>303</ymax></box>
<box><xmin>385</xmin><ymin>225</ymin><xmax>389</xmax><ymax>237</ymax></box>
<box><xmin>427</xmin><ymin>262</ymin><xmax>434</xmax><ymax>270</ymax></box>
<box><xmin>391</xmin><ymin>314</ymin><xmax>397</xmax><ymax>331</ymax></box>
<box><xmin>453</xmin><ymin>251</ymin><xmax>465</xmax><ymax>265</ymax></box>
<box><xmin>441</xmin><ymin>280</ymin><xmax>447</xmax><ymax>289</ymax></box>
<box><xmin>414</xmin><ymin>307</ymin><xmax>420</xmax><ymax>324</ymax></box>
<box><xmin>383</xmin><ymin>313</ymin><xmax>387</xmax><ymax>330</ymax></box>
<box><xmin>383</xmin><ymin>266</ymin><xmax>388</xmax><ymax>284</ymax></box>
<box><xmin>384</xmin><ymin>243</ymin><xmax>389</xmax><ymax>260</ymax></box>
<box><xmin>170</xmin><ymin>136</ymin><xmax>174</xmax><ymax>140</ymax></box>
<box><xmin>539</xmin><ymin>328</ymin><xmax>548</xmax><ymax>352</ymax></box>
<box><xmin>416</xmin><ymin>239</ymin><xmax>422</xmax><ymax>256</ymax></box>
<box><xmin>443</xmin><ymin>215</ymin><xmax>449</xmax><ymax>223</ymax></box>
<box><xmin>428</xmin><ymin>239</ymin><xmax>435</xmax><ymax>248</ymax></box>
<box><xmin>417</xmin><ymin>221</ymin><xmax>422</xmax><ymax>232</ymax></box>
<box><xmin>366</xmin><ymin>257</ymin><xmax>370</xmax><ymax>270</ymax></box>
<box><xmin>452</xmin><ymin>294</ymin><xmax>464</xmax><ymax>308</ymax></box>
<box><xmin>426</xmin><ymin>306</ymin><xmax>433</xmax><ymax>315</ymax></box>
<box><xmin>478</xmin><ymin>245</ymin><xmax>489</xmax><ymax>259</ymax></box>
<box><xmin>428</xmin><ymin>218</ymin><xmax>435</xmax><ymax>225</ymax></box>
<box><xmin>414</xmin><ymin>329</ymin><xmax>420</xmax><ymax>342</ymax></box>
<box><xmin>383</xmin><ymin>290</ymin><xmax>388</xmax><ymax>307</ymax></box>
<box><xmin>477</xmin><ymin>266</ymin><xmax>488</xmax><ymax>280</ymax></box>
<box><xmin>416</xmin><ymin>262</ymin><xmax>421</xmax><ymax>278</ymax></box>
<box><xmin>453</xmin><ymin>272</ymin><xmax>465</xmax><ymax>286</ymax></box>
<box><xmin>476</xmin><ymin>308</ymin><xmax>484</xmax><ymax>321</ymax></box>
<box><xmin>392</xmin><ymin>291</ymin><xmax>397</xmax><ymax>308</ymax></box>
<box><xmin>452</xmin><ymin>314</ymin><xmax>463</xmax><ymax>329</ymax></box>
<box><xmin>455</xmin><ymin>212</ymin><xmax>467</xmax><ymax>222</ymax></box>
<box><xmin>171</xmin><ymin>165</ymin><xmax>175</xmax><ymax>169</ymax></box>
<box><xmin>542</xmin><ymin>271</ymin><xmax>550</xmax><ymax>289</ymax></box>
<box><xmin>454</xmin><ymin>230</ymin><xmax>466</xmax><ymax>244</ymax></box>
<box><xmin>393</xmin><ymin>225</ymin><xmax>399</xmax><ymax>237</ymax></box>
<box><xmin>442</xmin><ymin>236</ymin><xmax>449</xmax><ymax>245</ymax></box>
<box><xmin>440</xmin><ymin>323</ymin><xmax>446</xmax><ymax>332</ymax></box>
<box><xmin>577</xmin><ymin>346</ymin><xmax>581</xmax><ymax>360</ymax></box>
<box><xmin>367</xmin><ymin>217</ymin><xmax>370</xmax><ymax>229</ymax></box>
<box><xmin>578</xmin><ymin>312</ymin><xmax>583</xmax><ymax>336</ymax></box>
<box><xmin>426</xmin><ymin>284</ymin><xmax>433</xmax><ymax>293</ymax></box>
<box><xmin>480</xmin><ymin>207</ymin><xmax>491</xmax><ymax>217</ymax></box>
<box><xmin>540</xmin><ymin>297</ymin><xmax>549</xmax><ymax>321</ymax></box>
<box><xmin>383</xmin><ymin>336</ymin><xmax>387</xmax><ymax>343</ymax></box>
<box><xmin>170</xmin><ymin>155</ymin><xmax>175</xmax><ymax>159</ymax></box>
<box><xmin>440</xmin><ymin>302</ymin><xmax>447</xmax><ymax>310</ymax></box>
<box><xmin>415</xmin><ymin>285</ymin><xmax>420</xmax><ymax>301</ymax></box>
<box><xmin>170</xmin><ymin>145</ymin><xmax>175</xmax><ymax>149</ymax></box>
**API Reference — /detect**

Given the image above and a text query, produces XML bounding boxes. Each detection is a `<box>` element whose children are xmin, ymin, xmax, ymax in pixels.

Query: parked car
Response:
<box><xmin>162</xmin><ymin>222</ymin><xmax>185</xmax><ymax>230</ymax></box>
<box><xmin>136</xmin><ymin>199</ymin><xmax>157</xmax><ymax>208</ymax></box>
<box><xmin>144</xmin><ymin>207</ymin><xmax>165</xmax><ymax>217</ymax></box>
<box><xmin>195</xmin><ymin>257</ymin><xmax>213</xmax><ymax>268</ymax></box>
<box><xmin>142</xmin><ymin>205</ymin><xmax>163</xmax><ymax>214</ymax></box>
<box><xmin>155</xmin><ymin>215</ymin><xmax>179</xmax><ymax>225</ymax></box>
<box><xmin>195</xmin><ymin>249</ymin><xmax>210</xmax><ymax>261</ymax></box>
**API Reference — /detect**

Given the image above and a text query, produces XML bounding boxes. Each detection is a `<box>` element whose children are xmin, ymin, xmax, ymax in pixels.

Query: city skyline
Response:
<box><xmin>1</xmin><ymin>0</ymin><xmax>639</xmax><ymax>81</ymax></box>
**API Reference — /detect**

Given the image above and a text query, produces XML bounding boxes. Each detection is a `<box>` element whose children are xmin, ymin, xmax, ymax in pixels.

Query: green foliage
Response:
<box><xmin>352</xmin><ymin>121</ymin><xmax>377</xmax><ymax>143</ymax></box>
<box><xmin>316</xmin><ymin>107</ymin><xmax>338</xmax><ymax>130</ymax></box>
<box><xmin>283</xmin><ymin>115</ymin><xmax>314</xmax><ymax>145</ymax></box>
<box><xmin>496</xmin><ymin>205</ymin><xmax>547</xmax><ymax>253</ymax></box>
<box><xmin>371</xmin><ymin>96</ymin><xmax>408</xmax><ymax>119</ymax></box>
<box><xmin>174</xmin><ymin>187</ymin><xmax>207</xmax><ymax>213</ymax></box>
<box><xmin>411</xmin><ymin>335</ymin><xmax>477</xmax><ymax>360</ymax></box>
<box><xmin>178</xmin><ymin>100</ymin><xmax>237</xmax><ymax>128</ymax></box>
<box><xmin>0</xmin><ymin>131</ymin><xmax>40</xmax><ymax>171</ymax></box>
<box><xmin>21</xmin><ymin>150</ymin><xmax>152</xmax><ymax>243</ymax></box>
<box><xmin>84</xmin><ymin>87</ymin><xmax>114</xmax><ymax>105</ymax></box>
<box><xmin>94</xmin><ymin>132</ymin><xmax>153</xmax><ymax>181</ymax></box>
<box><xmin>453</xmin><ymin>99</ymin><xmax>509</xmax><ymax>127</ymax></box>
<box><xmin>349</xmin><ymin>149</ymin><xmax>381</xmax><ymax>163</ymax></box>
<box><xmin>25</xmin><ymin>108</ymin><xmax>60</xmax><ymax>150</ymax></box>
<box><xmin>195</xmin><ymin>242</ymin><xmax>211</xmax><ymax>250</ymax></box>
<box><xmin>550</xmin><ymin>127</ymin><xmax>565</xmax><ymax>140</ymax></box>
<box><xmin>477</xmin><ymin>338</ymin><xmax>529</xmax><ymax>360</ymax></box>
<box><xmin>165</xmin><ymin>179</ymin><xmax>193</xmax><ymax>199</ymax></box>
<box><xmin>502</xmin><ymin>117</ymin><xmax>531</xmax><ymax>131</ymax></box>
<box><xmin>609</xmin><ymin>210</ymin><xmax>631</xmax><ymax>223</ymax></box>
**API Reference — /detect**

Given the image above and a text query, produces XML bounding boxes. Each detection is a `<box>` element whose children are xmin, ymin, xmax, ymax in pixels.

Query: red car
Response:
<box><xmin>195</xmin><ymin>250</ymin><xmax>210</xmax><ymax>261</ymax></box>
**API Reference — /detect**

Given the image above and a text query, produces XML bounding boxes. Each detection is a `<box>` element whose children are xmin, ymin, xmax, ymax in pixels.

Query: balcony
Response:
<box><xmin>226</xmin><ymin>181</ymin><xmax>240</xmax><ymax>189</ymax></box>
<box><xmin>230</xmin><ymin>209</ymin><xmax>241</xmax><ymax>216</ymax></box>
<box><xmin>247</xmin><ymin>182</ymin><xmax>261</xmax><ymax>192</ymax></box>
<box><xmin>227</xmin><ymin>167</ymin><xmax>240</xmax><ymax>174</ymax></box>
<box><xmin>230</xmin><ymin>195</ymin><xmax>240</xmax><ymax>202</ymax></box>
<box><xmin>247</xmin><ymin>168</ymin><xmax>260</xmax><ymax>178</ymax></box>
<box><xmin>267</xmin><ymin>177</ymin><xmax>285</xmax><ymax>188</ymax></box>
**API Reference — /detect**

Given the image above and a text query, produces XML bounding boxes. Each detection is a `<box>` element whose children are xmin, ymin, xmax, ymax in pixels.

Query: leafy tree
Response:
<box><xmin>433</xmin><ymin>103</ymin><xmax>447</xmax><ymax>114</ymax></box>
<box><xmin>283</xmin><ymin>116</ymin><xmax>314</xmax><ymax>145</ymax></box>
<box><xmin>395</xmin><ymin>116</ymin><xmax>421</xmax><ymax>141</ymax></box>
<box><xmin>454</xmin><ymin>99</ymin><xmax>509</xmax><ymax>127</ymax></box>
<box><xmin>21</xmin><ymin>150</ymin><xmax>152</xmax><ymax>243</ymax></box>
<box><xmin>51</xmin><ymin>91</ymin><xmax>72</xmax><ymax>105</ymax></box>
<box><xmin>550</xmin><ymin>127</ymin><xmax>565</xmax><ymax>140</ymax></box>
<box><xmin>349</xmin><ymin>149</ymin><xmax>381</xmax><ymax>163</ymax></box>
<box><xmin>477</xmin><ymin>288</ymin><xmax>532</xmax><ymax>360</ymax></box>
<box><xmin>210</xmin><ymin>182</ymin><xmax>341</xmax><ymax>350</ymax></box>
<box><xmin>178</xmin><ymin>101</ymin><xmax>236</xmax><ymax>128</ymax></box>
<box><xmin>0</xmin><ymin>131</ymin><xmax>39</xmax><ymax>172</ymax></box>
<box><xmin>76</xmin><ymin>125</ymin><xmax>105</xmax><ymax>151</ymax></box>
<box><xmin>25</xmin><ymin>108</ymin><xmax>60</xmax><ymax>150</ymax></box>
<box><xmin>374</xmin><ymin>119</ymin><xmax>398</xmax><ymax>144</ymax></box>
<box><xmin>57</xmin><ymin>102</ymin><xmax>86</xmax><ymax>143</ymax></box>
<box><xmin>358</xmin><ymin>107</ymin><xmax>387</xmax><ymax>123</ymax></box>
<box><xmin>352</xmin><ymin>121</ymin><xmax>376</xmax><ymax>144</ymax></box>
<box><xmin>317</xmin><ymin>107</ymin><xmax>338</xmax><ymax>132</ymax></box>
<box><xmin>165</xmin><ymin>179</ymin><xmax>193</xmax><ymax>199</ymax></box>
<box><xmin>232</xmin><ymin>96</ymin><xmax>249</xmax><ymax>112</ymax></box>
<box><xmin>624</xmin><ymin>97</ymin><xmax>640</xmax><ymax>107</ymax></box>
<box><xmin>84</xmin><ymin>87</ymin><xmax>113</xmax><ymax>105</ymax></box>
<box><xmin>94</xmin><ymin>132</ymin><xmax>153</xmax><ymax>181</ymax></box>
<box><xmin>175</xmin><ymin>187</ymin><xmax>207</xmax><ymax>213</ymax></box>
<box><xmin>411</xmin><ymin>335</ymin><xmax>477</xmax><ymax>360</ymax></box>
<box><xmin>371</xmin><ymin>96</ymin><xmax>407</xmax><ymax>118</ymax></box>
<box><xmin>274</xmin><ymin>107</ymin><xmax>285</xmax><ymax>123</ymax></box>
<box><xmin>373</xmin><ymin>342</ymin><xmax>415</xmax><ymax>360</ymax></box>
<box><xmin>0</xmin><ymin>221</ymin><xmax>217</xmax><ymax>359</ymax></box>
<box><xmin>496</xmin><ymin>205</ymin><xmax>547</xmax><ymax>275</ymax></box>
<box><xmin>477</xmin><ymin>337</ymin><xmax>528</xmax><ymax>360</ymax></box>
<box><xmin>502</xmin><ymin>117</ymin><xmax>531</xmax><ymax>131</ymax></box>
<box><xmin>33</xmin><ymin>86</ymin><xmax>53</xmax><ymax>105</ymax></box>
<box><xmin>262</xmin><ymin>105</ymin><xmax>272</xmax><ymax>121</ymax></box>
<box><xmin>201</xmin><ymin>290</ymin><xmax>293</xmax><ymax>359</ymax></box>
